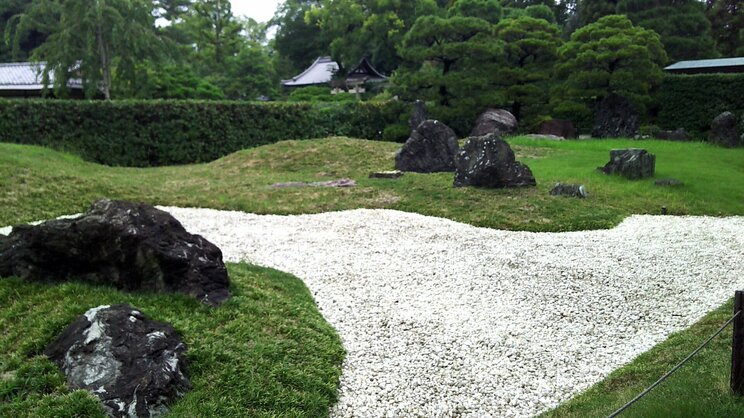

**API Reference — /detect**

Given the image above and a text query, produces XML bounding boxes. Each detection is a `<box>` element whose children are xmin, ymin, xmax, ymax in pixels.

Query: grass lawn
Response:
<box><xmin>1</xmin><ymin>136</ymin><xmax>744</xmax><ymax>417</ymax></box>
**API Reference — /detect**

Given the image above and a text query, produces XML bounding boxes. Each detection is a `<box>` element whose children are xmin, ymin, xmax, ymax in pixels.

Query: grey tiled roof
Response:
<box><xmin>664</xmin><ymin>57</ymin><xmax>744</xmax><ymax>71</ymax></box>
<box><xmin>0</xmin><ymin>61</ymin><xmax>83</xmax><ymax>90</ymax></box>
<box><xmin>282</xmin><ymin>56</ymin><xmax>339</xmax><ymax>87</ymax></box>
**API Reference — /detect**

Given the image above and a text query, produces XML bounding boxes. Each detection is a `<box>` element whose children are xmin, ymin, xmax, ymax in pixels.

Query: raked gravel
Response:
<box><xmin>4</xmin><ymin>208</ymin><xmax>744</xmax><ymax>417</ymax></box>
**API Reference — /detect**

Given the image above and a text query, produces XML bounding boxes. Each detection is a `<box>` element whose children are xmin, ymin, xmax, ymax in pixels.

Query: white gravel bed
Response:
<box><xmin>4</xmin><ymin>208</ymin><xmax>744</xmax><ymax>417</ymax></box>
<box><xmin>155</xmin><ymin>207</ymin><xmax>744</xmax><ymax>417</ymax></box>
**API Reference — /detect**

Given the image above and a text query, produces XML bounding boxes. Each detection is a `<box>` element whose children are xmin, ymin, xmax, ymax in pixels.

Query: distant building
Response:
<box><xmin>281</xmin><ymin>56</ymin><xmax>339</xmax><ymax>88</ymax></box>
<box><xmin>664</xmin><ymin>57</ymin><xmax>744</xmax><ymax>75</ymax></box>
<box><xmin>345</xmin><ymin>57</ymin><xmax>387</xmax><ymax>87</ymax></box>
<box><xmin>0</xmin><ymin>61</ymin><xmax>85</xmax><ymax>98</ymax></box>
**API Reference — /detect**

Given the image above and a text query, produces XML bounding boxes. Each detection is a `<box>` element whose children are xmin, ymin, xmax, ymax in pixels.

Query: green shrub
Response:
<box><xmin>0</xmin><ymin>100</ymin><xmax>407</xmax><ymax>167</ymax></box>
<box><xmin>382</xmin><ymin>124</ymin><xmax>410</xmax><ymax>142</ymax></box>
<box><xmin>657</xmin><ymin>73</ymin><xmax>744</xmax><ymax>137</ymax></box>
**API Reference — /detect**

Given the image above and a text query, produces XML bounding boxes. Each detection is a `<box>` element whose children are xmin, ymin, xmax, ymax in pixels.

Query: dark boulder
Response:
<box><xmin>0</xmin><ymin>199</ymin><xmax>230</xmax><ymax>306</ymax></box>
<box><xmin>591</xmin><ymin>95</ymin><xmax>640</xmax><ymax>138</ymax></box>
<box><xmin>470</xmin><ymin>108</ymin><xmax>518</xmax><ymax>137</ymax></box>
<box><xmin>654</xmin><ymin>128</ymin><xmax>690</xmax><ymax>142</ymax></box>
<box><xmin>550</xmin><ymin>183</ymin><xmax>587</xmax><ymax>198</ymax></box>
<box><xmin>537</xmin><ymin>119</ymin><xmax>577</xmax><ymax>139</ymax></box>
<box><xmin>709</xmin><ymin>111</ymin><xmax>740</xmax><ymax>148</ymax></box>
<box><xmin>408</xmin><ymin>100</ymin><xmax>427</xmax><ymax>131</ymax></box>
<box><xmin>453</xmin><ymin>133</ymin><xmax>536</xmax><ymax>188</ymax></box>
<box><xmin>599</xmin><ymin>149</ymin><xmax>656</xmax><ymax>180</ymax></box>
<box><xmin>395</xmin><ymin>120</ymin><xmax>459</xmax><ymax>173</ymax></box>
<box><xmin>45</xmin><ymin>304</ymin><xmax>190</xmax><ymax>418</ymax></box>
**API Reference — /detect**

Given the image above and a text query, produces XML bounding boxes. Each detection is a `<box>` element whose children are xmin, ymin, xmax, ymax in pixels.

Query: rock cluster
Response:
<box><xmin>599</xmin><ymin>149</ymin><xmax>656</xmax><ymax>180</ymax></box>
<box><xmin>0</xmin><ymin>199</ymin><xmax>230</xmax><ymax>306</ymax></box>
<box><xmin>45</xmin><ymin>304</ymin><xmax>190</xmax><ymax>418</ymax></box>
<box><xmin>395</xmin><ymin>120</ymin><xmax>459</xmax><ymax>173</ymax></box>
<box><xmin>453</xmin><ymin>134</ymin><xmax>536</xmax><ymax>188</ymax></box>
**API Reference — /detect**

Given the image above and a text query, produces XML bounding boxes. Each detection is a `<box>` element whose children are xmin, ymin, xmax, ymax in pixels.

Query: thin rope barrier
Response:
<box><xmin>607</xmin><ymin>309</ymin><xmax>741</xmax><ymax>418</ymax></box>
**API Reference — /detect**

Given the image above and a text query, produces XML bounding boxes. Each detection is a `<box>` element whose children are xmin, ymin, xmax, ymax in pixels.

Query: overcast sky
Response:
<box><xmin>232</xmin><ymin>0</ymin><xmax>283</xmax><ymax>23</ymax></box>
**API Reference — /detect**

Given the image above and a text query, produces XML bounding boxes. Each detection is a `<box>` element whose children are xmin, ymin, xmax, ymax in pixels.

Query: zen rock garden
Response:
<box><xmin>0</xmin><ymin>199</ymin><xmax>232</xmax><ymax>417</ymax></box>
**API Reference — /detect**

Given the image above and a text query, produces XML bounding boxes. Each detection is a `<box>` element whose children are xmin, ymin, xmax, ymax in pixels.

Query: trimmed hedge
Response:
<box><xmin>657</xmin><ymin>73</ymin><xmax>744</xmax><ymax>137</ymax></box>
<box><xmin>0</xmin><ymin>100</ymin><xmax>408</xmax><ymax>166</ymax></box>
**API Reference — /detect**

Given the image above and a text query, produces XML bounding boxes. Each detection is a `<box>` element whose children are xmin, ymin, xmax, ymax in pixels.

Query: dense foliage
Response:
<box><xmin>393</xmin><ymin>14</ymin><xmax>502</xmax><ymax>134</ymax></box>
<box><xmin>0</xmin><ymin>100</ymin><xmax>407</xmax><ymax>166</ymax></box>
<box><xmin>0</xmin><ymin>0</ymin><xmax>741</xmax><ymax>137</ymax></box>
<box><xmin>657</xmin><ymin>73</ymin><xmax>744</xmax><ymax>136</ymax></box>
<box><xmin>553</xmin><ymin>15</ymin><xmax>666</xmax><ymax>129</ymax></box>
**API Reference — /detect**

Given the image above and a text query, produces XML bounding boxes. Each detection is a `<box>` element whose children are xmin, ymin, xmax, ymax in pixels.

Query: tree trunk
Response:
<box><xmin>96</xmin><ymin>24</ymin><xmax>112</xmax><ymax>100</ymax></box>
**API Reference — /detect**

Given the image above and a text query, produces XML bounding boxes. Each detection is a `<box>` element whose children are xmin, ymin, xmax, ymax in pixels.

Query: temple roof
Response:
<box><xmin>281</xmin><ymin>56</ymin><xmax>339</xmax><ymax>87</ymax></box>
<box><xmin>0</xmin><ymin>61</ymin><xmax>83</xmax><ymax>90</ymax></box>
<box><xmin>346</xmin><ymin>57</ymin><xmax>387</xmax><ymax>84</ymax></box>
<box><xmin>664</xmin><ymin>57</ymin><xmax>744</xmax><ymax>74</ymax></box>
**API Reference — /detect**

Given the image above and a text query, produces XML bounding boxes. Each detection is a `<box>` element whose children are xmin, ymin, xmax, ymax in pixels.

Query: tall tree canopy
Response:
<box><xmin>553</xmin><ymin>14</ymin><xmax>667</xmax><ymax>125</ymax></box>
<box><xmin>1</xmin><ymin>0</ymin><xmax>45</xmax><ymax>61</ymax></box>
<box><xmin>617</xmin><ymin>0</ymin><xmax>716</xmax><ymax>62</ymax></box>
<box><xmin>393</xmin><ymin>14</ymin><xmax>502</xmax><ymax>133</ymax></box>
<box><xmin>493</xmin><ymin>16</ymin><xmax>562</xmax><ymax>126</ymax></box>
<box><xmin>306</xmin><ymin>0</ymin><xmax>439</xmax><ymax>74</ymax></box>
<box><xmin>12</xmin><ymin>0</ymin><xmax>163</xmax><ymax>99</ymax></box>
<box><xmin>448</xmin><ymin>0</ymin><xmax>502</xmax><ymax>24</ymax></box>
<box><xmin>271</xmin><ymin>0</ymin><xmax>325</xmax><ymax>77</ymax></box>
<box><xmin>706</xmin><ymin>0</ymin><xmax>744</xmax><ymax>56</ymax></box>
<box><xmin>185</xmin><ymin>0</ymin><xmax>242</xmax><ymax>66</ymax></box>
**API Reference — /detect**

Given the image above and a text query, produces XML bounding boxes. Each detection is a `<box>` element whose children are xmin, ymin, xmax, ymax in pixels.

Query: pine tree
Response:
<box><xmin>553</xmin><ymin>14</ymin><xmax>667</xmax><ymax>126</ymax></box>
<box><xmin>393</xmin><ymin>15</ymin><xmax>503</xmax><ymax>134</ymax></box>
<box><xmin>493</xmin><ymin>16</ymin><xmax>562</xmax><ymax>127</ymax></box>
<box><xmin>618</xmin><ymin>0</ymin><xmax>717</xmax><ymax>62</ymax></box>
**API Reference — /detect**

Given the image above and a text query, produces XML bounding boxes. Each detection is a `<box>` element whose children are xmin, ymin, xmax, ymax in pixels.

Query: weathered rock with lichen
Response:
<box><xmin>45</xmin><ymin>304</ymin><xmax>190</xmax><ymax>418</ymax></box>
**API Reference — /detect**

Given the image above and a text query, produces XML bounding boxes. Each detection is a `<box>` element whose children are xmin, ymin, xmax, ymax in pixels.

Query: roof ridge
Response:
<box><xmin>0</xmin><ymin>61</ymin><xmax>46</xmax><ymax>67</ymax></box>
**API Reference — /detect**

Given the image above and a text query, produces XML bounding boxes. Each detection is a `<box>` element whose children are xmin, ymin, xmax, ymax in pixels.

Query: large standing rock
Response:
<box><xmin>453</xmin><ymin>133</ymin><xmax>536</xmax><ymax>188</ymax></box>
<box><xmin>470</xmin><ymin>108</ymin><xmax>518</xmax><ymax>137</ymax></box>
<box><xmin>537</xmin><ymin>119</ymin><xmax>577</xmax><ymax>139</ymax></box>
<box><xmin>45</xmin><ymin>304</ymin><xmax>190</xmax><ymax>418</ymax></box>
<box><xmin>709</xmin><ymin>111</ymin><xmax>740</xmax><ymax>147</ymax></box>
<box><xmin>395</xmin><ymin>120</ymin><xmax>459</xmax><ymax>173</ymax></box>
<box><xmin>591</xmin><ymin>95</ymin><xmax>640</xmax><ymax>138</ymax></box>
<box><xmin>0</xmin><ymin>199</ymin><xmax>230</xmax><ymax>306</ymax></box>
<box><xmin>408</xmin><ymin>100</ymin><xmax>427</xmax><ymax>131</ymax></box>
<box><xmin>599</xmin><ymin>149</ymin><xmax>656</xmax><ymax>180</ymax></box>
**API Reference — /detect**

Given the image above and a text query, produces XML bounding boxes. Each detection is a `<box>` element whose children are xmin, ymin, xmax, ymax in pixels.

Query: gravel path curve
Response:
<box><xmin>156</xmin><ymin>207</ymin><xmax>744</xmax><ymax>417</ymax></box>
<box><xmin>4</xmin><ymin>209</ymin><xmax>744</xmax><ymax>417</ymax></box>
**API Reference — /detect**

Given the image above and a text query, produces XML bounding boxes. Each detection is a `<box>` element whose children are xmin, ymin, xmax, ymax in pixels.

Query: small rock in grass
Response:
<box><xmin>270</xmin><ymin>179</ymin><xmax>357</xmax><ymax>188</ymax></box>
<box><xmin>598</xmin><ymin>149</ymin><xmax>655</xmax><ymax>180</ymax></box>
<box><xmin>369</xmin><ymin>170</ymin><xmax>404</xmax><ymax>179</ymax></box>
<box><xmin>550</xmin><ymin>183</ymin><xmax>587</xmax><ymax>198</ymax></box>
<box><xmin>654</xmin><ymin>178</ymin><xmax>684</xmax><ymax>187</ymax></box>
<box><xmin>45</xmin><ymin>304</ymin><xmax>190</xmax><ymax>418</ymax></box>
